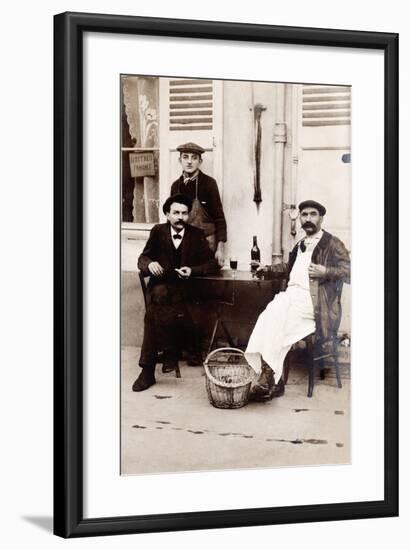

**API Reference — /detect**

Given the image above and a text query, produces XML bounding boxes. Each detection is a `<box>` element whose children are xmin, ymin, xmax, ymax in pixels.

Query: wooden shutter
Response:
<box><xmin>302</xmin><ymin>85</ymin><xmax>351</xmax><ymax>127</ymax></box>
<box><xmin>169</xmin><ymin>79</ymin><xmax>213</xmax><ymax>131</ymax></box>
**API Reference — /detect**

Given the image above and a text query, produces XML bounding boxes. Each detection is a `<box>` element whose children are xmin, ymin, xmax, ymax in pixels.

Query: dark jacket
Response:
<box><xmin>170</xmin><ymin>170</ymin><xmax>227</xmax><ymax>243</ymax></box>
<box><xmin>286</xmin><ymin>230</ymin><xmax>351</xmax><ymax>341</ymax></box>
<box><xmin>138</xmin><ymin>222</ymin><xmax>219</xmax><ymax>286</ymax></box>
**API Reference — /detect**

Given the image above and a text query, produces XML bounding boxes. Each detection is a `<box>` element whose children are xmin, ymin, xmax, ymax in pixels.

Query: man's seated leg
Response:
<box><xmin>133</xmin><ymin>284</ymin><xmax>169</xmax><ymax>389</ymax></box>
<box><xmin>183</xmin><ymin>307</ymin><xmax>203</xmax><ymax>366</ymax></box>
<box><xmin>132</xmin><ymin>309</ymin><xmax>158</xmax><ymax>392</ymax></box>
<box><xmin>138</xmin><ymin>309</ymin><xmax>158</xmax><ymax>366</ymax></box>
<box><xmin>162</xmin><ymin>283</ymin><xmax>204</xmax><ymax>370</ymax></box>
<box><xmin>149</xmin><ymin>284</ymin><xmax>183</xmax><ymax>374</ymax></box>
<box><xmin>162</xmin><ymin>303</ymin><xmax>193</xmax><ymax>372</ymax></box>
<box><xmin>178</xmin><ymin>283</ymin><xmax>203</xmax><ymax>366</ymax></box>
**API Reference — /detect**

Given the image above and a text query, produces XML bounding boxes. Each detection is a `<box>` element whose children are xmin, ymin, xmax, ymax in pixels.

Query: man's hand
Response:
<box><xmin>148</xmin><ymin>261</ymin><xmax>164</xmax><ymax>277</ymax></box>
<box><xmin>257</xmin><ymin>263</ymin><xmax>285</xmax><ymax>274</ymax></box>
<box><xmin>215</xmin><ymin>242</ymin><xmax>225</xmax><ymax>267</ymax></box>
<box><xmin>308</xmin><ymin>263</ymin><xmax>327</xmax><ymax>278</ymax></box>
<box><xmin>175</xmin><ymin>266</ymin><xmax>192</xmax><ymax>279</ymax></box>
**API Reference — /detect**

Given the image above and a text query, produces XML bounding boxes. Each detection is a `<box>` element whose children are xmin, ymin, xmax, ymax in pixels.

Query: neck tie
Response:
<box><xmin>173</xmin><ymin>234</ymin><xmax>182</xmax><ymax>240</ymax></box>
<box><xmin>183</xmin><ymin>174</ymin><xmax>197</xmax><ymax>185</ymax></box>
<box><xmin>300</xmin><ymin>240</ymin><xmax>306</xmax><ymax>253</ymax></box>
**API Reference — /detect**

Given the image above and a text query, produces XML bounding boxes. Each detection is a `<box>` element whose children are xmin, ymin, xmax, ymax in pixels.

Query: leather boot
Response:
<box><xmin>132</xmin><ymin>367</ymin><xmax>156</xmax><ymax>392</ymax></box>
<box><xmin>269</xmin><ymin>378</ymin><xmax>285</xmax><ymax>398</ymax></box>
<box><xmin>162</xmin><ymin>359</ymin><xmax>178</xmax><ymax>373</ymax></box>
<box><xmin>161</xmin><ymin>349</ymin><xmax>179</xmax><ymax>373</ymax></box>
<box><xmin>249</xmin><ymin>362</ymin><xmax>276</xmax><ymax>401</ymax></box>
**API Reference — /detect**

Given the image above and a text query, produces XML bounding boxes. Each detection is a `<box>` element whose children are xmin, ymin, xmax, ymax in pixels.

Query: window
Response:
<box><xmin>121</xmin><ymin>75</ymin><xmax>160</xmax><ymax>224</ymax></box>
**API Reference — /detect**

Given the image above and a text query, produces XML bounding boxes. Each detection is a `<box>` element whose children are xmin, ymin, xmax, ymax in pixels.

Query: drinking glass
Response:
<box><xmin>229</xmin><ymin>257</ymin><xmax>238</xmax><ymax>270</ymax></box>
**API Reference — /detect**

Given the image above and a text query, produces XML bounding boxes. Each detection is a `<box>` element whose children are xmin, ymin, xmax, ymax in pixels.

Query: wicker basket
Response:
<box><xmin>204</xmin><ymin>348</ymin><xmax>256</xmax><ymax>409</ymax></box>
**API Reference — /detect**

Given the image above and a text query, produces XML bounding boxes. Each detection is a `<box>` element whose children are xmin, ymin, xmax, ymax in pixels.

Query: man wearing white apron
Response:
<box><xmin>245</xmin><ymin>200</ymin><xmax>350</xmax><ymax>401</ymax></box>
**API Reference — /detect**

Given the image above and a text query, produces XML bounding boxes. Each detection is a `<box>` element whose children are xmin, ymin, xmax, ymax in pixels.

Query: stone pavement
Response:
<box><xmin>121</xmin><ymin>346</ymin><xmax>350</xmax><ymax>475</ymax></box>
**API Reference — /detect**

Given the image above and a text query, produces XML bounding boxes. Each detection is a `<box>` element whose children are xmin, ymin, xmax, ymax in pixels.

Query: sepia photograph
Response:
<box><xmin>53</xmin><ymin>10</ymin><xmax>398</xmax><ymax>537</ymax></box>
<box><xmin>120</xmin><ymin>74</ymin><xmax>352</xmax><ymax>476</ymax></box>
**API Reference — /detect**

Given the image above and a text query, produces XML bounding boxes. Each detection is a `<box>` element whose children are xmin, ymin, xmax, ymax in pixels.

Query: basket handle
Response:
<box><xmin>204</xmin><ymin>348</ymin><xmax>254</xmax><ymax>389</ymax></box>
<box><xmin>205</xmin><ymin>347</ymin><xmax>244</xmax><ymax>364</ymax></box>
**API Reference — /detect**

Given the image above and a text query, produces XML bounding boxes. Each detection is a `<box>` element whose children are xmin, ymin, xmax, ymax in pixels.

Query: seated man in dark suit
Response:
<box><xmin>132</xmin><ymin>194</ymin><xmax>219</xmax><ymax>392</ymax></box>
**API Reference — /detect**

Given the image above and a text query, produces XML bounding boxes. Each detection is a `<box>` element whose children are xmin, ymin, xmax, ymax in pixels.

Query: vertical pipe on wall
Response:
<box><xmin>272</xmin><ymin>83</ymin><xmax>287</xmax><ymax>265</ymax></box>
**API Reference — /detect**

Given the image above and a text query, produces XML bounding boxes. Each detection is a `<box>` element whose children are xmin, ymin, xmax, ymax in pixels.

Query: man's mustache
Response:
<box><xmin>302</xmin><ymin>222</ymin><xmax>316</xmax><ymax>229</ymax></box>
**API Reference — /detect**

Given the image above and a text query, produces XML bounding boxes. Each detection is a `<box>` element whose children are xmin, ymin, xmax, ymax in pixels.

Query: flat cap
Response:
<box><xmin>176</xmin><ymin>142</ymin><xmax>205</xmax><ymax>155</ymax></box>
<box><xmin>298</xmin><ymin>199</ymin><xmax>326</xmax><ymax>216</ymax></box>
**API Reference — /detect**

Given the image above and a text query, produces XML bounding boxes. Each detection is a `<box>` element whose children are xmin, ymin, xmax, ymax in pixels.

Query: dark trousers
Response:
<box><xmin>139</xmin><ymin>282</ymin><xmax>199</xmax><ymax>369</ymax></box>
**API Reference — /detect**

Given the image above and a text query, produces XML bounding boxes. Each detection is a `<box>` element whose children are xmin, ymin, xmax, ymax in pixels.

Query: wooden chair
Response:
<box><xmin>137</xmin><ymin>270</ymin><xmax>181</xmax><ymax>379</ymax></box>
<box><xmin>283</xmin><ymin>334</ymin><xmax>342</xmax><ymax>397</ymax></box>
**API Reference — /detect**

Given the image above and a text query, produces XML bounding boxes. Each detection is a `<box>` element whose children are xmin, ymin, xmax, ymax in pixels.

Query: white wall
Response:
<box><xmin>0</xmin><ymin>1</ymin><xmax>406</xmax><ymax>549</ymax></box>
<box><xmin>223</xmin><ymin>80</ymin><xmax>276</xmax><ymax>266</ymax></box>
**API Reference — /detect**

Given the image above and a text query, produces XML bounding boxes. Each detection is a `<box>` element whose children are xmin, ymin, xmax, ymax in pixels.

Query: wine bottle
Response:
<box><xmin>250</xmin><ymin>235</ymin><xmax>260</xmax><ymax>271</ymax></box>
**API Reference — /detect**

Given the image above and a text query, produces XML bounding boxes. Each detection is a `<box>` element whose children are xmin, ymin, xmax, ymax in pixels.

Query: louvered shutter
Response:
<box><xmin>169</xmin><ymin>79</ymin><xmax>213</xmax><ymax>131</ymax></box>
<box><xmin>302</xmin><ymin>85</ymin><xmax>351</xmax><ymax>127</ymax></box>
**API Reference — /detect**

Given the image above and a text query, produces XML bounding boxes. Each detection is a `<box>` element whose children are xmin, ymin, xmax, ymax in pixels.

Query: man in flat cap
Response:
<box><xmin>132</xmin><ymin>194</ymin><xmax>219</xmax><ymax>392</ymax></box>
<box><xmin>245</xmin><ymin>199</ymin><xmax>350</xmax><ymax>400</ymax></box>
<box><xmin>171</xmin><ymin>142</ymin><xmax>227</xmax><ymax>268</ymax></box>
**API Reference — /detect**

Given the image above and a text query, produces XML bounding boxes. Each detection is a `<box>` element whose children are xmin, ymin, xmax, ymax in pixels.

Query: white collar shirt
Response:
<box><xmin>302</xmin><ymin>229</ymin><xmax>323</xmax><ymax>249</ymax></box>
<box><xmin>288</xmin><ymin>230</ymin><xmax>324</xmax><ymax>290</ymax></box>
<box><xmin>170</xmin><ymin>226</ymin><xmax>185</xmax><ymax>249</ymax></box>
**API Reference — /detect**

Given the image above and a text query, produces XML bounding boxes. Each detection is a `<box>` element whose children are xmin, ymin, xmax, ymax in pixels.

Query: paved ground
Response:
<box><xmin>121</xmin><ymin>346</ymin><xmax>350</xmax><ymax>475</ymax></box>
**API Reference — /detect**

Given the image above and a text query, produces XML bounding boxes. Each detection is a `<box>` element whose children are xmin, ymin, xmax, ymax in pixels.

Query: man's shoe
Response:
<box><xmin>250</xmin><ymin>362</ymin><xmax>275</xmax><ymax>393</ymax></box>
<box><xmin>162</xmin><ymin>359</ymin><xmax>178</xmax><ymax>374</ymax></box>
<box><xmin>132</xmin><ymin>368</ymin><xmax>156</xmax><ymax>392</ymax></box>
<box><xmin>250</xmin><ymin>378</ymin><xmax>285</xmax><ymax>401</ymax></box>
<box><xmin>186</xmin><ymin>350</ymin><xmax>203</xmax><ymax>366</ymax></box>
<box><xmin>269</xmin><ymin>378</ymin><xmax>285</xmax><ymax>398</ymax></box>
<box><xmin>249</xmin><ymin>362</ymin><xmax>281</xmax><ymax>402</ymax></box>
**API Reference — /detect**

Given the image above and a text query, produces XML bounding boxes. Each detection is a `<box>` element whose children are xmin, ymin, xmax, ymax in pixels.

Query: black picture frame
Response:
<box><xmin>54</xmin><ymin>11</ymin><xmax>399</xmax><ymax>538</ymax></box>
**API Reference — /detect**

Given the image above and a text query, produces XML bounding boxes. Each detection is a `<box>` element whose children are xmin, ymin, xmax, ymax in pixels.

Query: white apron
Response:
<box><xmin>244</xmin><ymin>243</ymin><xmax>317</xmax><ymax>380</ymax></box>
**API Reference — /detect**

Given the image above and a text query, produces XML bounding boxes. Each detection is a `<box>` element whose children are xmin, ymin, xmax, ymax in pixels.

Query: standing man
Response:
<box><xmin>132</xmin><ymin>194</ymin><xmax>218</xmax><ymax>392</ymax></box>
<box><xmin>171</xmin><ymin>142</ymin><xmax>227</xmax><ymax>267</ymax></box>
<box><xmin>245</xmin><ymin>200</ymin><xmax>351</xmax><ymax>400</ymax></box>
